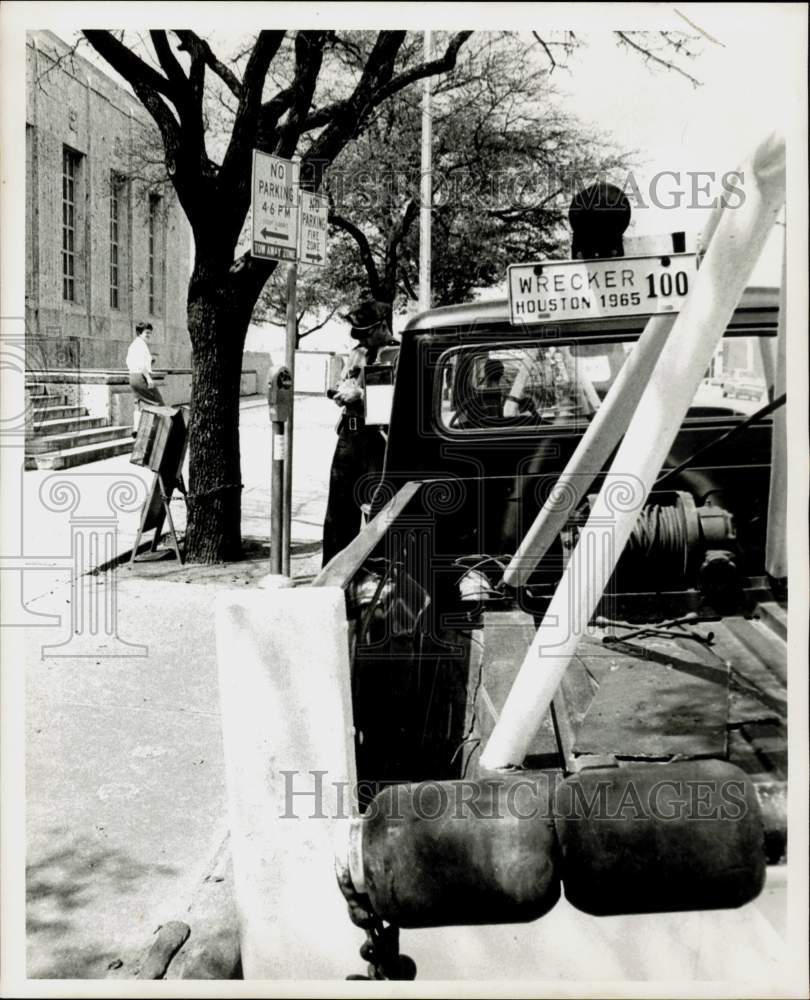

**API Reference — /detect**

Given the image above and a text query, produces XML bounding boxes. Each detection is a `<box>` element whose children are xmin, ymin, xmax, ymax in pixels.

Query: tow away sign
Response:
<box><xmin>508</xmin><ymin>253</ymin><xmax>698</xmax><ymax>325</ymax></box>
<box><xmin>251</xmin><ymin>152</ymin><xmax>299</xmax><ymax>262</ymax></box>
<box><xmin>299</xmin><ymin>191</ymin><xmax>329</xmax><ymax>266</ymax></box>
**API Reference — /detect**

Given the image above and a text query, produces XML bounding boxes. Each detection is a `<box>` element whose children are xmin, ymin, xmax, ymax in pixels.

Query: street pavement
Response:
<box><xmin>21</xmin><ymin>393</ymin><xmax>338</xmax><ymax>978</ymax></box>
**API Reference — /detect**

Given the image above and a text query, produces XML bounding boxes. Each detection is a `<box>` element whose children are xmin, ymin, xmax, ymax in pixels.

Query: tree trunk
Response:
<box><xmin>184</xmin><ymin>285</ymin><xmax>249</xmax><ymax>563</ymax></box>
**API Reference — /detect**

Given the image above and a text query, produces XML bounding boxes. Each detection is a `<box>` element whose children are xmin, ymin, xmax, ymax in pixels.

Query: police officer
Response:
<box><xmin>322</xmin><ymin>297</ymin><xmax>399</xmax><ymax>566</ymax></box>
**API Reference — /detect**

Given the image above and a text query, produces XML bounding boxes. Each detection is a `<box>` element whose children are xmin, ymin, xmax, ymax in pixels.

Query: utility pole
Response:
<box><xmin>419</xmin><ymin>30</ymin><xmax>432</xmax><ymax>313</ymax></box>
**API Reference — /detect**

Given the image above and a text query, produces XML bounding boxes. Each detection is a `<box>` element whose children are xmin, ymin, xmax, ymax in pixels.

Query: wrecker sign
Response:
<box><xmin>508</xmin><ymin>252</ymin><xmax>699</xmax><ymax>325</ymax></box>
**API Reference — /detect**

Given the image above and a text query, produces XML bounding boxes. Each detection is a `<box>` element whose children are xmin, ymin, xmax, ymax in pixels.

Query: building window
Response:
<box><xmin>148</xmin><ymin>193</ymin><xmax>162</xmax><ymax>316</ymax></box>
<box><xmin>110</xmin><ymin>174</ymin><xmax>121</xmax><ymax>309</ymax></box>
<box><xmin>62</xmin><ymin>147</ymin><xmax>81</xmax><ymax>301</ymax></box>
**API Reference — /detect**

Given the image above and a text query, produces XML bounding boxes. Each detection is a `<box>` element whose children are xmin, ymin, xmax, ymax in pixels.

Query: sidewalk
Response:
<box><xmin>23</xmin><ymin>394</ymin><xmax>336</xmax><ymax>978</ymax></box>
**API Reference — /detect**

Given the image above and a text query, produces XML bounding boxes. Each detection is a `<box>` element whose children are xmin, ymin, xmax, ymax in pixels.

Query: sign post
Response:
<box><xmin>251</xmin><ymin>151</ymin><xmax>300</xmax><ymax>574</ymax></box>
<box><xmin>282</xmin><ymin>262</ymin><xmax>297</xmax><ymax>577</ymax></box>
<box><xmin>250</xmin><ymin>152</ymin><xmax>331</xmax><ymax>576</ymax></box>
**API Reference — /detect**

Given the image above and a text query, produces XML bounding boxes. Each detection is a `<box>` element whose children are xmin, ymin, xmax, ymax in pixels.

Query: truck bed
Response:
<box><xmin>464</xmin><ymin>603</ymin><xmax>787</xmax><ymax>863</ymax></box>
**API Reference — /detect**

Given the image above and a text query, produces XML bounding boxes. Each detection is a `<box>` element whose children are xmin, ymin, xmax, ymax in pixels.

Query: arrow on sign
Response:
<box><xmin>261</xmin><ymin>227</ymin><xmax>287</xmax><ymax>240</ymax></box>
<box><xmin>304</xmin><ymin>253</ymin><xmax>323</xmax><ymax>262</ymax></box>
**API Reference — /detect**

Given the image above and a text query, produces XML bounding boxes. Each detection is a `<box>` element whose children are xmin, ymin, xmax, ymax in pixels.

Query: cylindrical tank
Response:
<box><xmin>554</xmin><ymin>759</ymin><xmax>766</xmax><ymax>916</ymax></box>
<box><xmin>358</xmin><ymin>778</ymin><xmax>561</xmax><ymax>928</ymax></box>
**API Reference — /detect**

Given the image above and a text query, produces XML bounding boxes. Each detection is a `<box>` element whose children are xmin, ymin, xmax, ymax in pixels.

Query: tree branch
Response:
<box><xmin>242</xmin><ymin>30</ymin><xmax>286</xmax><ymax>108</ymax></box>
<box><xmin>299</xmin><ymin>303</ymin><xmax>340</xmax><ymax>340</ymax></box>
<box><xmin>301</xmin><ymin>30</ymin><xmax>406</xmax><ymax>133</ymax></box>
<box><xmin>531</xmin><ymin>31</ymin><xmax>556</xmax><ymax>72</ymax></box>
<box><xmin>389</xmin><ymin>197</ymin><xmax>418</xmax><ymax>254</ymax></box>
<box><xmin>150</xmin><ymin>30</ymin><xmax>187</xmax><ymax>92</ymax></box>
<box><xmin>369</xmin><ymin>31</ymin><xmax>473</xmax><ymax>105</ymax></box>
<box><xmin>302</xmin><ymin>30</ymin><xmax>472</xmax><ymax>133</ymax></box>
<box><xmin>399</xmin><ymin>269</ymin><xmax>417</xmax><ymax>301</ymax></box>
<box><xmin>82</xmin><ymin>31</ymin><xmax>183</xmax><ymax>173</ymax></box>
<box><xmin>614</xmin><ymin>31</ymin><xmax>701</xmax><ymax>86</ymax></box>
<box><xmin>276</xmin><ymin>31</ymin><xmax>327</xmax><ymax>158</ymax></box>
<box><xmin>83</xmin><ymin>30</ymin><xmax>177</xmax><ymax>102</ymax></box>
<box><xmin>329</xmin><ymin>210</ymin><xmax>382</xmax><ymax>295</ymax></box>
<box><xmin>219</xmin><ymin>31</ymin><xmax>286</xmax><ymax>215</ymax></box>
<box><xmin>175</xmin><ymin>30</ymin><xmax>243</xmax><ymax>97</ymax></box>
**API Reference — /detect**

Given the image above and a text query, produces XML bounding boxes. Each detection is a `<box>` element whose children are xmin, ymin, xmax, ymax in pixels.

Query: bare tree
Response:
<box><xmin>81</xmin><ymin>29</ymin><xmax>472</xmax><ymax>562</ymax></box>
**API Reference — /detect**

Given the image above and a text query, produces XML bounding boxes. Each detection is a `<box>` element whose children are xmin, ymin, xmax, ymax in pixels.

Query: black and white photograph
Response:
<box><xmin>0</xmin><ymin>2</ymin><xmax>807</xmax><ymax>995</ymax></box>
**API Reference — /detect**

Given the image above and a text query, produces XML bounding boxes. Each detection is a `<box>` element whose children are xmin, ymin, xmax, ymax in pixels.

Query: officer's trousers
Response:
<box><xmin>322</xmin><ymin>425</ymin><xmax>386</xmax><ymax>567</ymax></box>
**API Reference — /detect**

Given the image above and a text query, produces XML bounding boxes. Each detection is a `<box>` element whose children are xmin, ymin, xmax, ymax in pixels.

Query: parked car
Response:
<box><xmin>722</xmin><ymin>370</ymin><xmax>765</xmax><ymax>400</ymax></box>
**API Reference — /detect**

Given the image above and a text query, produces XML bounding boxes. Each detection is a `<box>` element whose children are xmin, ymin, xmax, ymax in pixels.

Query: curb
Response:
<box><xmin>165</xmin><ymin>832</ymin><xmax>241</xmax><ymax>980</ymax></box>
<box><xmin>107</xmin><ymin>832</ymin><xmax>241</xmax><ymax>981</ymax></box>
<box><xmin>89</xmin><ymin>533</ymin><xmax>180</xmax><ymax>575</ymax></box>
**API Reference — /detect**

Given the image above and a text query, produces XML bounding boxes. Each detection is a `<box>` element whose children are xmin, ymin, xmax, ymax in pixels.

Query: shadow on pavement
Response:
<box><xmin>27</xmin><ymin>832</ymin><xmax>176</xmax><ymax>978</ymax></box>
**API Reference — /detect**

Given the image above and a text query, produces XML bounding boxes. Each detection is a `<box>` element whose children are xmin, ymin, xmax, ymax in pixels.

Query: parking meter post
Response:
<box><xmin>268</xmin><ymin>365</ymin><xmax>293</xmax><ymax>576</ymax></box>
<box><xmin>282</xmin><ymin>262</ymin><xmax>298</xmax><ymax>577</ymax></box>
<box><xmin>270</xmin><ymin>421</ymin><xmax>285</xmax><ymax>576</ymax></box>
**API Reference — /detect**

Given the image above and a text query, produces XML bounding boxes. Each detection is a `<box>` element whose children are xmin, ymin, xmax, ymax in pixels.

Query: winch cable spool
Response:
<box><xmin>623</xmin><ymin>498</ymin><xmax>692</xmax><ymax>578</ymax></box>
<box><xmin>583</xmin><ymin>489</ymin><xmax>737</xmax><ymax>587</ymax></box>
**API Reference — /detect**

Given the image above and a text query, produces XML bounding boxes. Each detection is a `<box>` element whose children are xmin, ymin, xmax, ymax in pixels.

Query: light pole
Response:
<box><xmin>419</xmin><ymin>30</ymin><xmax>432</xmax><ymax>314</ymax></box>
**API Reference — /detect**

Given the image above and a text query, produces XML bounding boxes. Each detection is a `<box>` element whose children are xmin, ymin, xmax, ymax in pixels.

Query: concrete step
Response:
<box><xmin>32</xmin><ymin>435</ymin><xmax>136</xmax><ymax>470</ymax></box>
<box><xmin>32</xmin><ymin>415</ymin><xmax>106</xmax><ymax>435</ymax></box>
<box><xmin>31</xmin><ymin>393</ymin><xmax>69</xmax><ymax>408</ymax></box>
<box><xmin>30</xmin><ymin>404</ymin><xmax>87</xmax><ymax>421</ymax></box>
<box><xmin>28</xmin><ymin>425</ymin><xmax>133</xmax><ymax>455</ymax></box>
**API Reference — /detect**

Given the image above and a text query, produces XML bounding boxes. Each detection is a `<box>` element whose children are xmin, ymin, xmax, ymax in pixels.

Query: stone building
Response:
<box><xmin>23</xmin><ymin>31</ymin><xmax>198</xmax><ymax>467</ymax></box>
<box><xmin>25</xmin><ymin>30</ymin><xmax>192</xmax><ymax>373</ymax></box>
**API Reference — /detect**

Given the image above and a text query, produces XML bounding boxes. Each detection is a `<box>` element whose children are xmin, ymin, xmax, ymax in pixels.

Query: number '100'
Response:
<box><xmin>646</xmin><ymin>271</ymin><xmax>689</xmax><ymax>298</ymax></box>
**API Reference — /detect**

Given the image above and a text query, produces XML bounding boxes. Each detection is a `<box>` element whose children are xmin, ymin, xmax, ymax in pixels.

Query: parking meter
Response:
<box><xmin>268</xmin><ymin>365</ymin><xmax>293</xmax><ymax>422</ymax></box>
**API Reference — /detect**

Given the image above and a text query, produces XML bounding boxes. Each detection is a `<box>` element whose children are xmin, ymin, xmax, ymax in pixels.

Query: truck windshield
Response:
<box><xmin>437</xmin><ymin>335</ymin><xmax>774</xmax><ymax>433</ymax></box>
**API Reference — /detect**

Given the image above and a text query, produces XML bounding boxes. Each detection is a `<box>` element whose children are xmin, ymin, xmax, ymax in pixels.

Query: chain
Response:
<box><xmin>336</xmin><ymin>851</ymin><xmax>416</xmax><ymax>981</ymax></box>
<box><xmin>185</xmin><ymin>482</ymin><xmax>243</xmax><ymax>502</ymax></box>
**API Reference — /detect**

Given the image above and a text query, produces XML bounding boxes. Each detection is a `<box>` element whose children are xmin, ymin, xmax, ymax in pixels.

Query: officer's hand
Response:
<box><xmin>334</xmin><ymin>380</ymin><xmax>363</xmax><ymax>406</ymax></box>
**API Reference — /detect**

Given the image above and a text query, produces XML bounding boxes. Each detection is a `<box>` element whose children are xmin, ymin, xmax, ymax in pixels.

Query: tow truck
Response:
<box><xmin>215</xmin><ymin>133</ymin><xmax>789</xmax><ymax>981</ymax></box>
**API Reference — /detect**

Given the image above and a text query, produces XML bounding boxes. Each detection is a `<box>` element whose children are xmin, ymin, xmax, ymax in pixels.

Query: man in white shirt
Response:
<box><xmin>126</xmin><ymin>321</ymin><xmax>165</xmax><ymax>434</ymax></box>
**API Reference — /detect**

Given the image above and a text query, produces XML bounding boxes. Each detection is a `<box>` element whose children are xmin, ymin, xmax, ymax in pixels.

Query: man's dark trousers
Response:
<box><xmin>322</xmin><ymin>421</ymin><xmax>386</xmax><ymax>567</ymax></box>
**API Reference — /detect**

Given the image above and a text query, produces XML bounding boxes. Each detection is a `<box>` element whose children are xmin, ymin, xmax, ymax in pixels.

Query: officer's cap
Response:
<box><xmin>342</xmin><ymin>298</ymin><xmax>390</xmax><ymax>334</ymax></box>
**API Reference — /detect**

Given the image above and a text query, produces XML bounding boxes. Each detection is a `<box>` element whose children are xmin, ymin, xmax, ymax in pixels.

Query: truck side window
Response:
<box><xmin>439</xmin><ymin>342</ymin><xmax>626</xmax><ymax>433</ymax></box>
<box><xmin>437</xmin><ymin>334</ymin><xmax>775</xmax><ymax>435</ymax></box>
